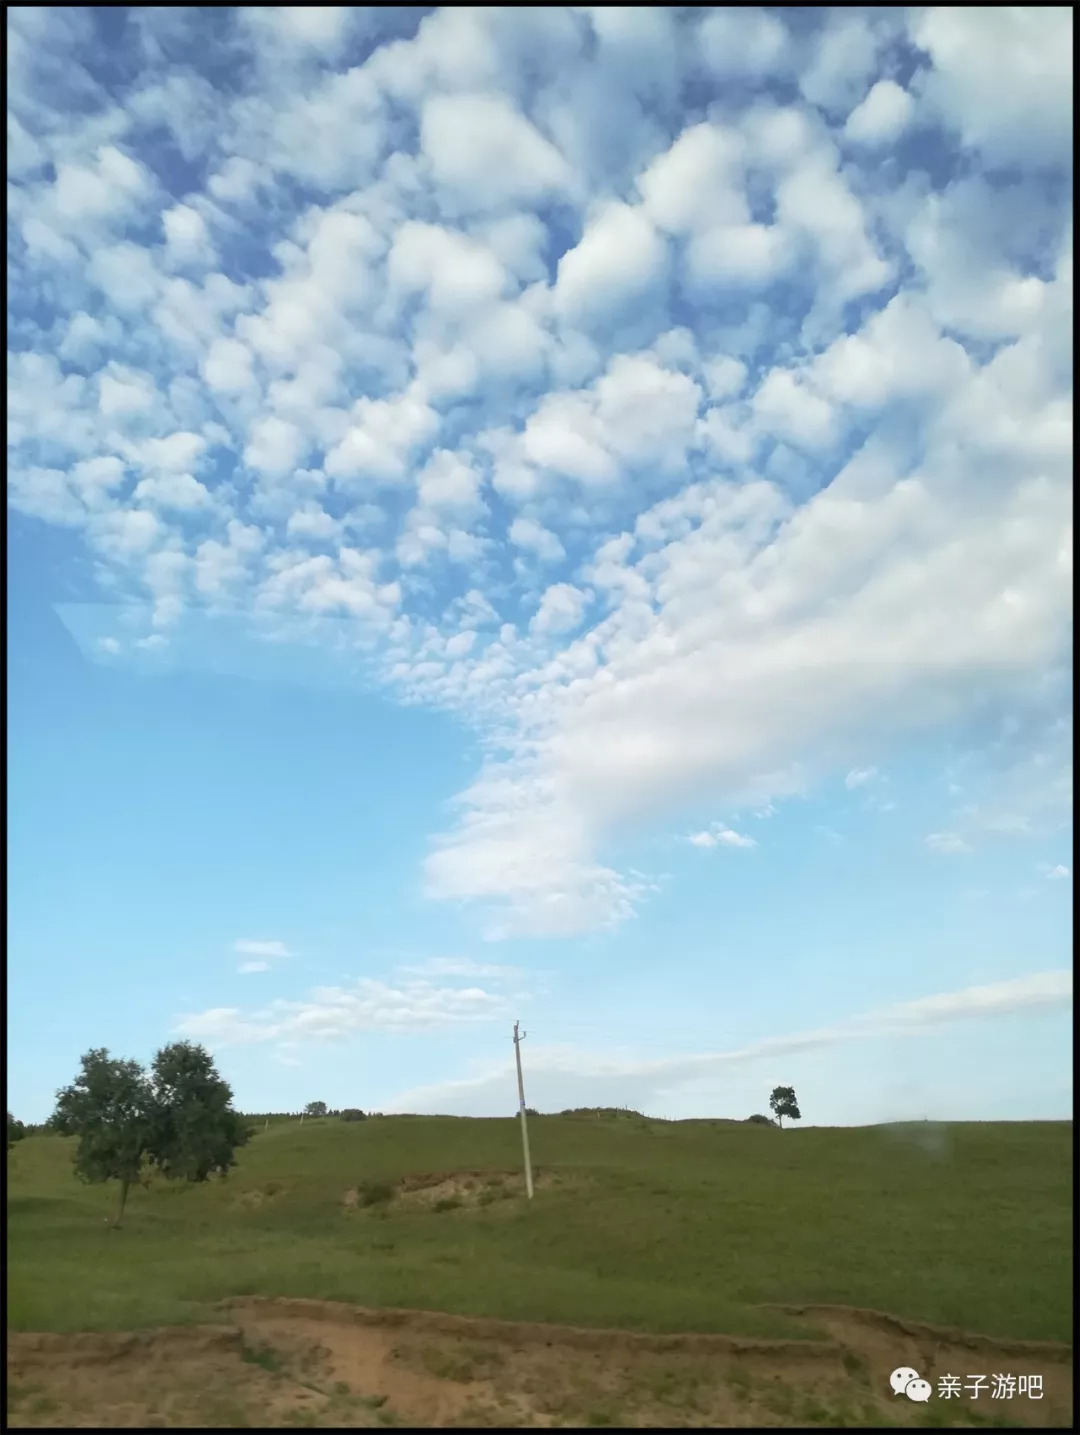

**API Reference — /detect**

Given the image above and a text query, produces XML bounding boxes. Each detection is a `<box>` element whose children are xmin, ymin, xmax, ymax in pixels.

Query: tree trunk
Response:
<box><xmin>777</xmin><ymin>1115</ymin><xmax>783</xmax><ymax>1130</ymax></box>
<box><xmin>114</xmin><ymin>1178</ymin><xmax>131</xmax><ymax>1228</ymax></box>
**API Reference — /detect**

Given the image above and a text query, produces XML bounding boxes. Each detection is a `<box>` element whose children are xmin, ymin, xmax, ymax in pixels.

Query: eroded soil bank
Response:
<box><xmin>7</xmin><ymin>1297</ymin><xmax>1073</xmax><ymax>1427</ymax></box>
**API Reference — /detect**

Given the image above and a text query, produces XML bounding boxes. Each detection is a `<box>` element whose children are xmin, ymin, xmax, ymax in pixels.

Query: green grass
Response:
<box><xmin>6</xmin><ymin>1116</ymin><xmax>1072</xmax><ymax>1342</ymax></box>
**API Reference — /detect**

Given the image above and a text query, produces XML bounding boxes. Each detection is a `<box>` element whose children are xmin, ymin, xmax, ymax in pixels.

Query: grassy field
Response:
<box><xmin>6</xmin><ymin>1114</ymin><xmax>1073</xmax><ymax>1344</ymax></box>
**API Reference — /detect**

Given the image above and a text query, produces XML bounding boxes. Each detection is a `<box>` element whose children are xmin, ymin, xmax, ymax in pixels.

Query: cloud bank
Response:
<box><xmin>8</xmin><ymin>7</ymin><xmax>1072</xmax><ymax>939</ymax></box>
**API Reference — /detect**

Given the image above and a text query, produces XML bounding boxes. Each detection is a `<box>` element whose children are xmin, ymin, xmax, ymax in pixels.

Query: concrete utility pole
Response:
<box><xmin>513</xmin><ymin>1021</ymin><xmax>535</xmax><ymax>1200</ymax></box>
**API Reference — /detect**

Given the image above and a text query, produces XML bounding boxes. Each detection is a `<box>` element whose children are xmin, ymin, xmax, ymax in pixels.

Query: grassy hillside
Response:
<box><xmin>6</xmin><ymin>1115</ymin><xmax>1072</xmax><ymax>1342</ymax></box>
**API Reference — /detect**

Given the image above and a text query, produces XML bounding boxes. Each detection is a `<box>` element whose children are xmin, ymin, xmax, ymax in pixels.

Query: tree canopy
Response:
<box><xmin>769</xmin><ymin>1085</ymin><xmax>802</xmax><ymax>1129</ymax></box>
<box><xmin>148</xmin><ymin>1041</ymin><xmax>249</xmax><ymax>1183</ymax></box>
<box><xmin>304</xmin><ymin>1101</ymin><xmax>328</xmax><ymax>1118</ymax></box>
<box><xmin>52</xmin><ymin>1048</ymin><xmax>153</xmax><ymax>1222</ymax></box>
<box><xmin>51</xmin><ymin>1042</ymin><xmax>247</xmax><ymax>1225</ymax></box>
<box><xmin>7</xmin><ymin>1112</ymin><xmax>27</xmax><ymax>1150</ymax></box>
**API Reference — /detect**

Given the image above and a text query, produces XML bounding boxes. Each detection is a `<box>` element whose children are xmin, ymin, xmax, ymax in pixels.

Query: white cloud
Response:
<box><xmin>49</xmin><ymin>144</ymin><xmax>152</xmax><ymax>230</ymax></box>
<box><xmin>415</xmin><ymin>449</ymin><xmax>485</xmax><ymax>518</ymax></box>
<box><xmin>243</xmin><ymin>415</ymin><xmax>308</xmax><ymax>482</ymax></box>
<box><xmin>637</xmin><ymin>123</ymin><xmax>747</xmax><ymax>236</ymax></box>
<box><xmin>799</xmin><ymin>13</ymin><xmax>883</xmax><ymax>115</ymax></box>
<box><xmin>234</xmin><ymin>938</ymin><xmax>291</xmax><ymax>959</ymax></box>
<box><xmin>530</xmin><ymin>583</ymin><xmax>589</xmax><ymax>637</ymax></box>
<box><xmin>702</xmin><ymin>356</ymin><xmax>747</xmax><ymax>402</ymax></box>
<box><xmin>697</xmin><ymin>9</ymin><xmax>789</xmax><ymax>79</ymax></box>
<box><xmin>924</xmin><ymin>832</ymin><xmax>971</xmax><ymax>856</ymax></box>
<box><xmin>508</xmin><ymin>516</ymin><xmax>565</xmax><ymax>564</ymax></box>
<box><xmin>554</xmin><ymin>201</ymin><xmax>667</xmax><ymax>330</ymax></box>
<box><xmin>259</xmin><ymin>6</ymin><xmax>354</xmax><ymax>56</ymax></box>
<box><xmin>902</xmin><ymin>178</ymin><xmax>1062</xmax><ymax>342</ymax></box>
<box><xmin>162</xmin><ymin>202</ymin><xmax>215</xmax><ymax>267</ymax></box>
<box><xmin>774</xmin><ymin>146</ymin><xmax>893</xmax><ymax>309</ymax></box>
<box><xmin>911</xmin><ymin>7</ymin><xmax>1072</xmax><ymax>167</ymax></box>
<box><xmin>132</xmin><ymin>472</ymin><xmax>213</xmax><ymax>513</ymax></box>
<box><xmin>844</xmin><ymin>79</ymin><xmax>914</xmax><ymax>146</ymax></box>
<box><xmin>202</xmin><ymin>336</ymin><xmax>257</xmax><ymax>395</ymax></box>
<box><xmin>420</xmin><ymin>92</ymin><xmax>570</xmax><ymax>211</ymax></box>
<box><xmin>87</xmin><ymin>241</ymin><xmax>162</xmax><ymax>311</ymax></box>
<box><xmin>845</xmin><ymin>767</ymin><xmax>877</xmax><ymax>790</ymax></box>
<box><xmin>7</xmin><ymin>6</ymin><xmax>1070</xmax><ymax>955</ymax></box>
<box><xmin>177</xmin><ymin>973</ymin><xmax>510</xmax><ymax>1045</ymax></box>
<box><xmin>1041</xmin><ymin>864</ymin><xmax>1070</xmax><ymax>881</ymax></box>
<box><xmin>238</xmin><ymin>961</ymin><xmax>270</xmax><ymax>974</ymax></box>
<box><xmin>98</xmin><ymin>364</ymin><xmax>158</xmax><ymax>418</ymax></box>
<box><xmin>325</xmin><ymin>389</ymin><xmax>439</xmax><ymax>487</ymax></box>
<box><xmin>385</xmin><ymin>969</ymin><xmax>1072</xmax><ymax>1117</ymax></box>
<box><xmin>811</xmin><ymin>294</ymin><xmax>971</xmax><ymax>410</ymax></box>
<box><xmin>388</xmin><ymin>221</ymin><xmax>507</xmax><ymax>320</ymax></box>
<box><xmin>688</xmin><ymin>824</ymin><xmax>757</xmax><ymax>850</ymax></box>
<box><xmin>522</xmin><ymin>391</ymin><xmax>617</xmax><ymax>485</ymax></box>
<box><xmin>688</xmin><ymin>222</ymin><xmax>791</xmax><ymax>290</ymax></box>
<box><xmin>397</xmin><ymin>956</ymin><xmax>523</xmax><ymax>982</ymax></box>
<box><xmin>752</xmin><ymin>369</ymin><xmax>837</xmax><ymax>452</ymax></box>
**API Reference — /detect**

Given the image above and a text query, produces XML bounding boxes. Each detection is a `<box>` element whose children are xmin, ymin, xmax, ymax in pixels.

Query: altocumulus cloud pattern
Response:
<box><xmin>8</xmin><ymin>7</ymin><xmax>1073</xmax><ymax>940</ymax></box>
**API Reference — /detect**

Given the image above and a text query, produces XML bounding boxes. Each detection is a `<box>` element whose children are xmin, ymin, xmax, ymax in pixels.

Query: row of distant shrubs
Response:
<box><xmin>550</xmin><ymin>1107</ymin><xmax>778</xmax><ymax>1126</ymax></box>
<box><xmin>242</xmin><ymin>1109</ymin><xmax>377</xmax><ymax>1126</ymax></box>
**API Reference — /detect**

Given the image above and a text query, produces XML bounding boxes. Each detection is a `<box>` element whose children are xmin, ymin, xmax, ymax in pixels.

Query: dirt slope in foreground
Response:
<box><xmin>7</xmin><ymin>1298</ymin><xmax>1073</xmax><ymax>1428</ymax></box>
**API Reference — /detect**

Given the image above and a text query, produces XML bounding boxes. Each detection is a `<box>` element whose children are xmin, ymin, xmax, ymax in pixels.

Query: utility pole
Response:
<box><xmin>513</xmin><ymin>1021</ymin><xmax>534</xmax><ymax>1200</ymax></box>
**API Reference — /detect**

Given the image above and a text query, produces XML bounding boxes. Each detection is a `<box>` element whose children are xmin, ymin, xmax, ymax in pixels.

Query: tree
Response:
<box><xmin>7</xmin><ymin>1112</ymin><xmax>27</xmax><ymax>1150</ymax></box>
<box><xmin>52</xmin><ymin>1049</ymin><xmax>154</xmax><ymax>1226</ymax></box>
<box><xmin>304</xmin><ymin>1101</ymin><xmax>328</xmax><ymax>1118</ymax></box>
<box><xmin>146</xmin><ymin>1041</ymin><xmax>249</xmax><ymax>1184</ymax></box>
<box><xmin>52</xmin><ymin>1042</ymin><xmax>249</xmax><ymax>1228</ymax></box>
<box><xmin>769</xmin><ymin>1085</ymin><xmax>801</xmax><ymax>1130</ymax></box>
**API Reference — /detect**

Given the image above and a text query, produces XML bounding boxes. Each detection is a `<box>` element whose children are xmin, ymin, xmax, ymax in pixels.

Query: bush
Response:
<box><xmin>340</xmin><ymin>1108</ymin><xmax>367</xmax><ymax>1122</ymax></box>
<box><xmin>745</xmin><ymin>1113</ymin><xmax>778</xmax><ymax>1127</ymax></box>
<box><xmin>432</xmin><ymin>1196</ymin><xmax>461</xmax><ymax>1213</ymax></box>
<box><xmin>357</xmin><ymin>1179</ymin><xmax>395</xmax><ymax>1207</ymax></box>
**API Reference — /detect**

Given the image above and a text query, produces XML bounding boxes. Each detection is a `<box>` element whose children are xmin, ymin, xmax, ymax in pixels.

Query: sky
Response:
<box><xmin>7</xmin><ymin>6</ymin><xmax>1073</xmax><ymax>1127</ymax></box>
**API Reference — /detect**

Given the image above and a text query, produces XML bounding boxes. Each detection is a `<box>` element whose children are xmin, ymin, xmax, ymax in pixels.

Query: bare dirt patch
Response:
<box><xmin>6</xmin><ymin>1323</ymin><xmax>365</xmax><ymax>1428</ymax></box>
<box><xmin>232</xmin><ymin>1179</ymin><xmax>289</xmax><ymax>1212</ymax></box>
<box><xmin>341</xmin><ymin>1169</ymin><xmax>569</xmax><ymax>1215</ymax></box>
<box><xmin>7</xmin><ymin>1299</ymin><xmax>1072</xmax><ymax>1428</ymax></box>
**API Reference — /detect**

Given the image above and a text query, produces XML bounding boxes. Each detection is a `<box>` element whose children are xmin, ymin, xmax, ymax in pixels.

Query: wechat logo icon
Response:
<box><xmin>890</xmin><ymin>1367</ymin><xmax>932</xmax><ymax>1403</ymax></box>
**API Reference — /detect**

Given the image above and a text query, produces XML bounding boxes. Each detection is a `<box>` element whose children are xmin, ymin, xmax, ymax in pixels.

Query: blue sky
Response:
<box><xmin>7</xmin><ymin>6</ymin><xmax>1072</xmax><ymax>1126</ymax></box>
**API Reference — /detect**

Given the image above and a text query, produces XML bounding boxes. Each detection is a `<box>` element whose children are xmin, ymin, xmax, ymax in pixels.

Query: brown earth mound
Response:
<box><xmin>342</xmin><ymin>1168</ymin><xmax>568</xmax><ymax>1213</ymax></box>
<box><xmin>7</xmin><ymin>1298</ymin><xmax>1072</xmax><ymax>1428</ymax></box>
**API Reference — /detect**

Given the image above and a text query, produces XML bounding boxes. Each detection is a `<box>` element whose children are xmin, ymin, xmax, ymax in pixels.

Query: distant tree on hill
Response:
<box><xmin>52</xmin><ymin>1049</ymin><xmax>154</xmax><ymax>1227</ymax></box>
<box><xmin>340</xmin><ymin>1108</ymin><xmax>367</xmax><ymax>1122</ymax></box>
<box><xmin>52</xmin><ymin>1042</ymin><xmax>248</xmax><ymax>1227</ymax></box>
<box><xmin>304</xmin><ymin>1101</ymin><xmax>328</xmax><ymax>1118</ymax></box>
<box><xmin>745</xmin><ymin>1112</ymin><xmax>778</xmax><ymax>1127</ymax></box>
<box><xmin>7</xmin><ymin>1112</ymin><xmax>27</xmax><ymax>1150</ymax></box>
<box><xmin>769</xmin><ymin>1085</ymin><xmax>801</xmax><ymax>1130</ymax></box>
<box><xmin>147</xmin><ymin>1041</ymin><xmax>249</xmax><ymax>1184</ymax></box>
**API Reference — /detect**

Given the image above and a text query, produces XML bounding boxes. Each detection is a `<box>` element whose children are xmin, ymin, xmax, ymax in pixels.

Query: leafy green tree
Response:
<box><xmin>769</xmin><ymin>1085</ymin><xmax>801</xmax><ymax>1130</ymax></box>
<box><xmin>7</xmin><ymin>1112</ymin><xmax>27</xmax><ymax>1150</ymax></box>
<box><xmin>52</xmin><ymin>1049</ymin><xmax>154</xmax><ymax>1226</ymax></box>
<box><xmin>146</xmin><ymin>1041</ymin><xmax>248</xmax><ymax>1183</ymax></box>
<box><xmin>304</xmin><ymin>1101</ymin><xmax>328</xmax><ymax>1118</ymax></box>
